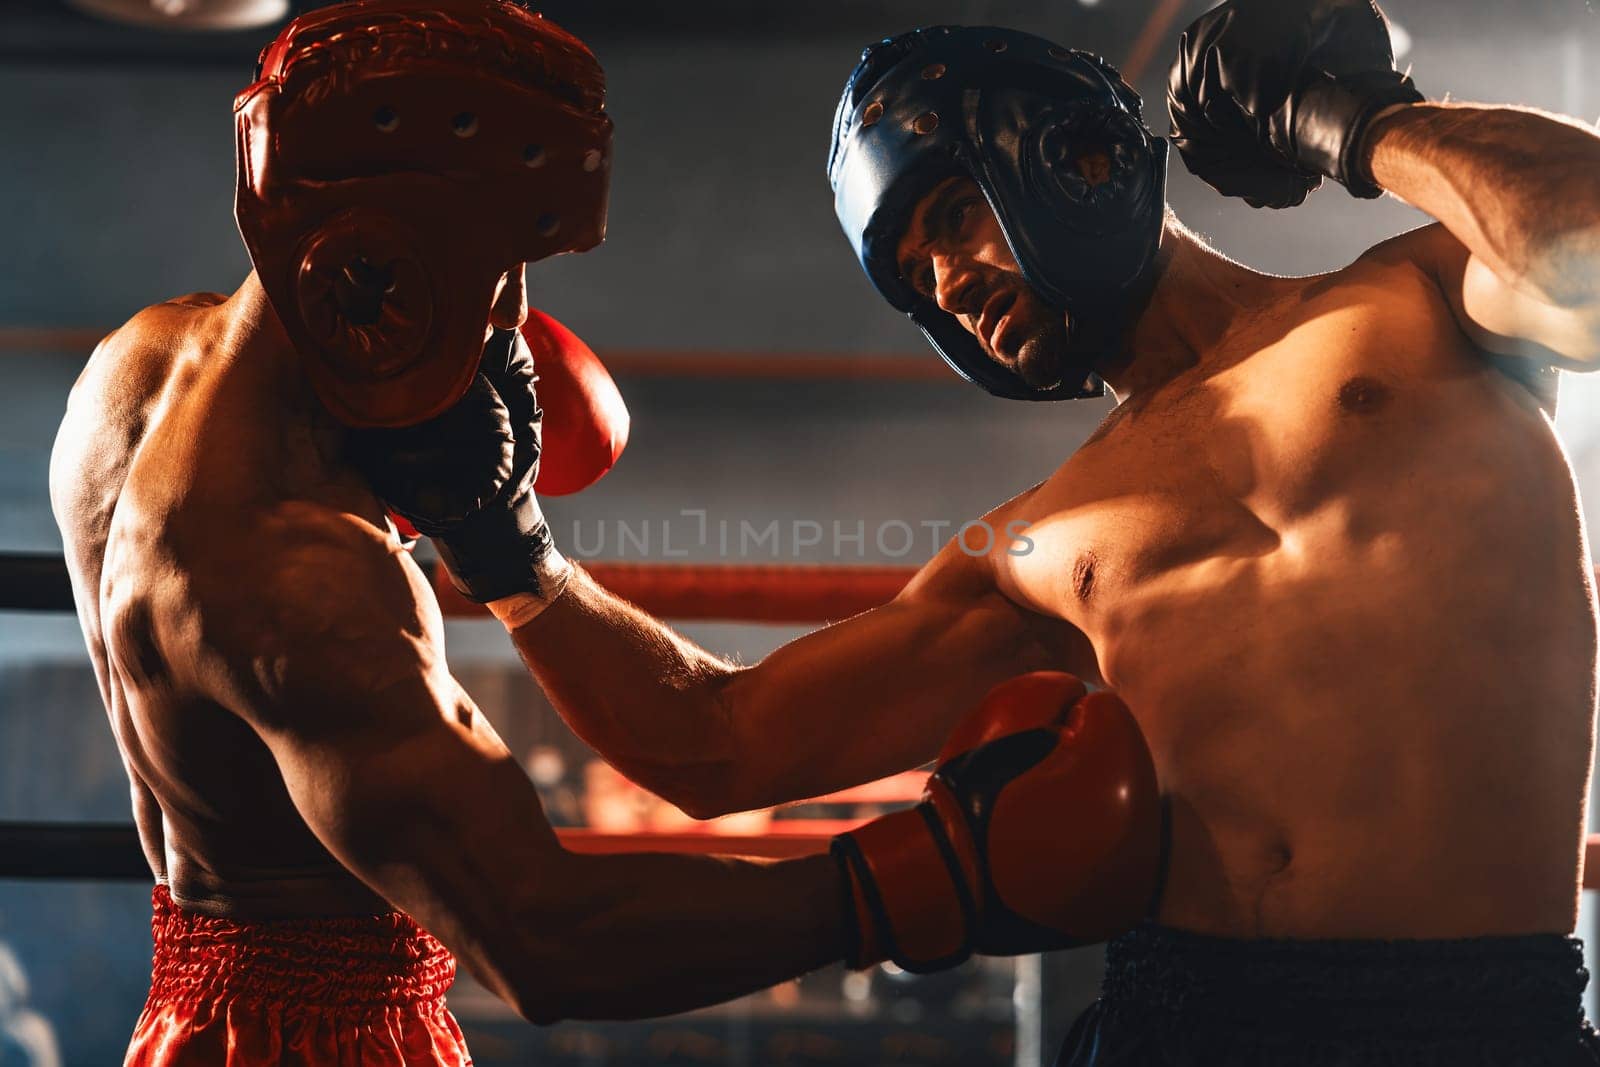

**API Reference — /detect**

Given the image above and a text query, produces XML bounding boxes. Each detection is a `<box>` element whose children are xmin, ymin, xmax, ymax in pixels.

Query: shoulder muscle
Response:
<box><xmin>195</xmin><ymin>502</ymin><xmax>453</xmax><ymax>739</ymax></box>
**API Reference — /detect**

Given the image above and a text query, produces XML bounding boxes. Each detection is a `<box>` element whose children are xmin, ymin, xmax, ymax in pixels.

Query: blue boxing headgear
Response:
<box><xmin>828</xmin><ymin>26</ymin><xmax>1170</xmax><ymax>400</ymax></box>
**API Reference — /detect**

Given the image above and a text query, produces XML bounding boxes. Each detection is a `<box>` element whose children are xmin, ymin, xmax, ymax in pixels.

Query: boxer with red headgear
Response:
<box><xmin>51</xmin><ymin>3</ymin><xmax>1158</xmax><ymax>1063</ymax></box>
<box><xmin>234</xmin><ymin>0</ymin><xmax>610</xmax><ymax>428</ymax></box>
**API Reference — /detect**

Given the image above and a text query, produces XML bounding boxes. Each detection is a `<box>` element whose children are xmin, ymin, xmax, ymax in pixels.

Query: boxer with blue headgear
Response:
<box><xmin>808</xmin><ymin>10</ymin><xmax>1600</xmax><ymax>1065</ymax></box>
<box><xmin>828</xmin><ymin>26</ymin><xmax>1169</xmax><ymax>400</ymax></box>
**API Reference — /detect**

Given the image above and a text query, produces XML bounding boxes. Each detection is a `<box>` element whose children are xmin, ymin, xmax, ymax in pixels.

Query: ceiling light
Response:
<box><xmin>66</xmin><ymin>0</ymin><xmax>288</xmax><ymax>31</ymax></box>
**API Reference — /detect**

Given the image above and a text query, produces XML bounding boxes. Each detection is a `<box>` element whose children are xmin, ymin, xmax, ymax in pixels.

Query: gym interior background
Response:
<box><xmin>1</xmin><ymin>0</ymin><xmax>1596</xmax><ymax>1063</ymax></box>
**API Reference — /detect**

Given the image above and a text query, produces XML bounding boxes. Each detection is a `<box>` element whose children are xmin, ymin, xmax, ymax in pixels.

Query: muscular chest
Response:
<box><xmin>999</xmin><ymin>278</ymin><xmax>1532</xmax><ymax>651</ymax></box>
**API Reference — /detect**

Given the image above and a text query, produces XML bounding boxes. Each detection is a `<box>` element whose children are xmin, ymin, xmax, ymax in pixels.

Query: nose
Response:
<box><xmin>929</xmin><ymin>251</ymin><xmax>980</xmax><ymax>318</ymax></box>
<box><xmin>489</xmin><ymin>263</ymin><xmax>528</xmax><ymax>330</ymax></box>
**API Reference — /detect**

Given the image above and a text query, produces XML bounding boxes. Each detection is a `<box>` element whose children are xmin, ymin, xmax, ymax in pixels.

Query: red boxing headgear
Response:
<box><xmin>235</xmin><ymin>0</ymin><xmax>611</xmax><ymax>427</ymax></box>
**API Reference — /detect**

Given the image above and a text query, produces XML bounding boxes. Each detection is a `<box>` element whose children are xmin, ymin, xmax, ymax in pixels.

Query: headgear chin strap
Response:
<box><xmin>235</xmin><ymin>0</ymin><xmax>611</xmax><ymax>428</ymax></box>
<box><xmin>828</xmin><ymin>26</ymin><xmax>1170</xmax><ymax>401</ymax></box>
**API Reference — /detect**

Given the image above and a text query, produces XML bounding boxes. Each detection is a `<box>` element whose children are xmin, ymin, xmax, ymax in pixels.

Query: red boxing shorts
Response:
<box><xmin>125</xmin><ymin>885</ymin><xmax>471</xmax><ymax>1066</ymax></box>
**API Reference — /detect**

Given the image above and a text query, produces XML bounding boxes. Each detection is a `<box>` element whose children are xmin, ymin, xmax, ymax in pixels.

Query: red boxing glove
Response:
<box><xmin>832</xmin><ymin>672</ymin><xmax>1163</xmax><ymax>972</ymax></box>
<box><xmin>521</xmin><ymin>309</ymin><xmax>629</xmax><ymax>497</ymax></box>
<box><xmin>390</xmin><ymin>511</ymin><xmax>421</xmax><ymax>547</ymax></box>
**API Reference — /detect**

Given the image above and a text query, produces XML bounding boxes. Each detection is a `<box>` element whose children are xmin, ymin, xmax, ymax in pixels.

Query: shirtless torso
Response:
<box><xmin>51</xmin><ymin>289</ymin><xmax>393</xmax><ymax>917</ymax></box>
<box><xmin>992</xmin><ymin>228</ymin><xmax>1595</xmax><ymax>939</ymax></box>
<box><xmin>50</xmin><ymin>277</ymin><xmax>848</xmax><ymax>1031</ymax></box>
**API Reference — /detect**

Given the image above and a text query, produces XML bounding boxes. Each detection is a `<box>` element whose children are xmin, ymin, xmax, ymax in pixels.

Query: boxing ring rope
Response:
<box><xmin>4</xmin><ymin>548</ymin><xmax>1600</xmax><ymax>888</ymax></box>
<box><xmin>1118</xmin><ymin>0</ymin><xmax>1192</xmax><ymax>84</ymax></box>
<box><xmin>433</xmin><ymin>560</ymin><xmax>917</xmax><ymax>624</ymax></box>
<box><xmin>0</xmin><ymin>550</ymin><xmax>917</xmax><ymax>625</ymax></box>
<box><xmin>0</xmin><ymin>822</ymin><xmax>859</xmax><ymax>881</ymax></box>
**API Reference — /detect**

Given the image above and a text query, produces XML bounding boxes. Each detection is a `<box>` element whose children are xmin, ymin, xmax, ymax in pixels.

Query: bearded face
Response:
<box><xmin>894</xmin><ymin>175</ymin><xmax>1081</xmax><ymax>392</ymax></box>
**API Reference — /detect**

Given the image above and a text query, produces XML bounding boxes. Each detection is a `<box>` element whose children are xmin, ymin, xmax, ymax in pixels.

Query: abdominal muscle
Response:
<box><xmin>1089</xmin><ymin>542</ymin><xmax>1593</xmax><ymax>941</ymax></box>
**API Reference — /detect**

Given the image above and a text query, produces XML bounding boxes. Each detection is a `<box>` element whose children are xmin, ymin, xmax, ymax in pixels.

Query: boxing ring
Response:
<box><xmin>3</xmin><ymin>548</ymin><xmax>1600</xmax><ymax>883</ymax></box>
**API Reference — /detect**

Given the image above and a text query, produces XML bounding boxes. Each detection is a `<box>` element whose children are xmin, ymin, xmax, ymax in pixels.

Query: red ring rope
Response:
<box><xmin>432</xmin><ymin>560</ymin><xmax>918</xmax><ymax>623</ymax></box>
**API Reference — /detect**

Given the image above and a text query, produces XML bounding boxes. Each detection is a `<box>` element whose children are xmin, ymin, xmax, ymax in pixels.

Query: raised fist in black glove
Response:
<box><xmin>345</xmin><ymin>328</ymin><xmax>564</xmax><ymax>603</ymax></box>
<box><xmin>1167</xmin><ymin>0</ymin><xmax>1424</xmax><ymax>208</ymax></box>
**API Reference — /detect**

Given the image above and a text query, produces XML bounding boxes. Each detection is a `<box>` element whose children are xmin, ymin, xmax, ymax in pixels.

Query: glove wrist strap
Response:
<box><xmin>832</xmin><ymin>807</ymin><xmax>976</xmax><ymax>974</ymax></box>
<box><xmin>435</xmin><ymin>490</ymin><xmax>564</xmax><ymax>604</ymax></box>
<box><xmin>486</xmin><ymin>549</ymin><xmax>574</xmax><ymax>629</ymax></box>
<box><xmin>830</xmin><ymin>840</ymin><xmax>880</xmax><ymax>971</ymax></box>
<box><xmin>1295</xmin><ymin>70</ymin><xmax>1424</xmax><ymax>198</ymax></box>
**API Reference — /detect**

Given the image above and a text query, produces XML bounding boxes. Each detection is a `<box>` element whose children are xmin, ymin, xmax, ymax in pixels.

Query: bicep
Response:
<box><xmin>1420</xmin><ymin>223</ymin><xmax>1600</xmax><ymax>366</ymax></box>
<box><xmin>257</xmin><ymin>669</ymin><xmax>559</xmax><ymax>890</ymax></box>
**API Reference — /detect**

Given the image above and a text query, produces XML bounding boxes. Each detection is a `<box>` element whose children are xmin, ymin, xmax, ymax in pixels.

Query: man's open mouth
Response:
<box><xmin>976</xmin><ymin>290</ymin><xmax>1019</xmax><ymax>357</ymax></box>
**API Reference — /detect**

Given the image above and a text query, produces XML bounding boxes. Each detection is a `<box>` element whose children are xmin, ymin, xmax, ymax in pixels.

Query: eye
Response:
<box><xmin>946</xmin><ymin>197</ymin><xmax>979</xmax><ymax>234</ymax></box>
<box><xmin>897</xmin><ymin>254</ymin><xmax>931</xmax><ymax>299</ymax></box>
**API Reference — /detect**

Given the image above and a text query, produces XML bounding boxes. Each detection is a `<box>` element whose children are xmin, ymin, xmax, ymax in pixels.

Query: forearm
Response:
<box><xmin>1367</xmin><ymin>103</ymin><xmax>1600</xmax><ymax>307</ymax></box>
<box><xmin>278</xmin><ymin>703</ymin><xmax>845</xmax><ymax>1025</ymax></box>
<box><xmin>529</xmin><ymin>850</ymin><xmax>844</xmax><ymax>1022</ymax></box>
<box><xmin>343</xmin><ymin>768</ymin><xmax>845</xmax><ymax>1022</ymax></box>
<box><xmin>496</xmin><ymin>558</ymin><xmax>1060</xmax><ymax>816</ymax></box>
<box><xmin>494</xmin><ymin>565</ymin><xmax>744</xmax><ymax>816</ymax></box>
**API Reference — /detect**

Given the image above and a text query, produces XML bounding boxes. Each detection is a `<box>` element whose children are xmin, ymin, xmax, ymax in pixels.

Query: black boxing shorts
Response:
<box><xmin>1058</xmin><ymin>922</ymin><xmax>1600</xmax><ymax>1065</ymax></box>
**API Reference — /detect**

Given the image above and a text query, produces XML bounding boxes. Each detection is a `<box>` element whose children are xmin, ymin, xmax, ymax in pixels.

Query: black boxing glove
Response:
<box><xmin>345</xmin><ymin>328</ymin><xmax>567</xmax><ymax>603</ymax></box>
<box><xmin>1167</xmin><ymin>0</ymin><xmax>1424</xmax><ymax>208</ymax></box>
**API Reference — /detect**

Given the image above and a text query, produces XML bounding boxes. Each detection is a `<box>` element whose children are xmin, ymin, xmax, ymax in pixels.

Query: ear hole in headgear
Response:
<box><xmin>1036</xmin><ymin>107</ymin><xmax>1142</xmax><ymax>208</ymax></box>
<box><xmin>333</xmin><ymin>257</ymin><xmax>396</xmax><ymax>327</ymax></box>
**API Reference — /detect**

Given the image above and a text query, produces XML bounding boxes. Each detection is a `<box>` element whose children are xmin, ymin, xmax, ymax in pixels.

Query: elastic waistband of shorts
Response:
<box><xmin>1101</xmin><ymin>922</ymin><xmax>1590</xmax><ymax>1034</ymax></box>
<box><xmin>146</xmin><ymin>884</ymin><xmax>457</xmax><ymax>1012</ymax></box>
